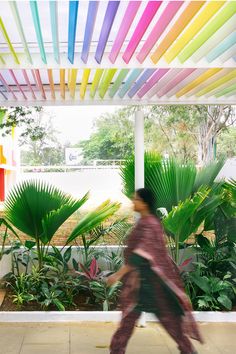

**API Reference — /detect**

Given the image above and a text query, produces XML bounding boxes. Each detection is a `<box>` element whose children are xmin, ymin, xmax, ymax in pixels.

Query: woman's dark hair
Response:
<box><xmin>136</xmin><ymin>188</ymin><xmax>156</xmax><ymax>215</ymax></box>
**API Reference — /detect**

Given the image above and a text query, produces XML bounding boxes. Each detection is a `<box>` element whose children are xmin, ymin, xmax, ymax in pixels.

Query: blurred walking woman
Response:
<box><xmin>107</xmin><ymin>188</ymin><xmax>203</xmax><ymax>354</ymax></box>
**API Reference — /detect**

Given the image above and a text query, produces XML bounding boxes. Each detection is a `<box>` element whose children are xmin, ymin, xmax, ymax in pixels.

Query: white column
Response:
<box><xmin>135</xmin><ymin>110</ymin><xmax>144</xmax><ymax>189</ymax></box>
<box><xmin>134</xmin><ymin>109</ymin><xmax>146</xmax><ymax>327</ymax></box>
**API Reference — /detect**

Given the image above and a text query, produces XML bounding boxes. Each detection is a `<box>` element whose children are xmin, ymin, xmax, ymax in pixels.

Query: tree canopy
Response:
<box><xmin>78</xmin><ymin>105</ymin><xmax>236</xmax><ymax>164</ymax></box>
<box><xmin>0</xmin><ymin>107</ymin><xmax>66</xmax><ymax>166</ymax></box>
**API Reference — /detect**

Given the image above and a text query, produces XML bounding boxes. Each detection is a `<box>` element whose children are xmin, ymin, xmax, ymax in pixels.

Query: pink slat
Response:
<box><xmin>137</xmin><ymin>68</ymin><xmax>169</xmax><ymax>98</ymax></box>
<box><xmin>157</xmin><ymin>68</ymin><xmax>196</xmax><ymax>97</ymax></box>
<box><xmin>0</xmin><ymin>73</ymin><xmax>17</xmax><ymax>100</ymax></box>
<box><xmin>9</xmin><ymin>69</ymin><xmax>27</xmax><ymax>100</ymax></box>
<box><xmin>109</xmin><ymin>1</ymin><xmax>141</xmax><ymax>63</ymax></box>
<box><xmin>137</xmin><ymin>1</ymin><xmax>183</xmax><ymax>63</ymax></box>
<box><xmin>122</xmin><ymin>1</ymin><xmax>162</xmax><ymax>63</ymax></box>
<box><xmin>31</xmin><ymin>69</ymin><xmax>40</xmax><ymax>91</ymax></box>
<box><xmin>35</xmin><ymin>69</ymin><xmax>46</xmax><ymax>99</ymax></box>
<box><xmin>22</xmin><ymin>69</ymin><xmax>36</xmax><ymax>99</ymax></box>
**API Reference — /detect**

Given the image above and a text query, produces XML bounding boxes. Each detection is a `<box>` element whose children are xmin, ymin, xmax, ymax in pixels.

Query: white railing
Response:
<box><xmin>21</xmin><ymin>160</ymin><xmax>125</xmax><ymax>172</ymax></box>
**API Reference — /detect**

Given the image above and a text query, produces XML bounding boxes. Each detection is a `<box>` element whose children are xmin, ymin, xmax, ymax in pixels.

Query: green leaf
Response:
<box><xmin>103</xmin><ymin>300</ymin><xmax>109</xmax><ymax>311</ymax></box>
<box><xmin>227</xmin><ymin>218</ymin><xmax>236</xmax><ymax>242</ymax></box>
<box><xmin>51</xmin><ymin>246</ymin><xmax>63</xmax><ymax>262</ymax></box>
<box><xmin>190</xmin><ymin>274</ymin><xmax>211</xmax><ymax>293</ymax></box>
<box><xmin>66</xmin><ymin>201</ymin><xmax>120</xmax><ymax>244</ymax></box>
<box><xmin>108</xmin><ymin>282</ymin><xmax>121</xmax><ymax>297</ymax></box>
<box><xmin>197</xmin><ymin>299</ymin><xmax>208</xmax><ymax>309</ymax></box>
<box><xmin>163</xmin><ymin>186</ymin><xmax>210</xmax><ymax>242</ymax></box>
<box><xmin>53</xmin><ymin>299</ymin><xmax>65</xmax><ymax>311</ymax></box>
<box><xmin>25</xmin><ymin>240</ymin><xmax>36</xmax><ymax>250</ymax></box>
<box><xmin>193</xmin><ymin>159</ymin><xmax>224</xmax><ymax>193</ymax></box>
<box><xmin>217</xmin><ymin>295</ymin><xmax>232</xmax><ymax>310</ymax></box>
<box><xmin>63</xmin><ymin>247</ymin><xmax>72</xmax><ymax>263</ymax></box>
<box><xmin>121</xmin><ymin>154</ymin><xmax>223</xmax><ymax>214</ymax></box>
<box><xmin>4</xmin><ymin>180</ymin><xmax>88</xmax><ymax>245</ymax></box>
<box><xmin>72</xmin><ymin>258</ymin><xmax>79</xmax><ymax>271</ymax></box>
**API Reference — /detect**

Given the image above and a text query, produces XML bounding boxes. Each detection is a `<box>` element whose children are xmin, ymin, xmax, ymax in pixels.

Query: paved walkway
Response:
<box><xmin>0</xmin><ymin>322</ymin><xmax>235</xmax><ymax>354</ymax></box>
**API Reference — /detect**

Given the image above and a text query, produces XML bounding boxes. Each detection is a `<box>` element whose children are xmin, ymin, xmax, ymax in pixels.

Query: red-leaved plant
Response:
<box><xmin>76</xmin><ymin>258</ymin><xmax>100</xmax><ymax>280</ymax></box>
<box><xmin>179</xmin><ymin>257</ymin><xmax>192</xmax><ymax>271</ymax></box>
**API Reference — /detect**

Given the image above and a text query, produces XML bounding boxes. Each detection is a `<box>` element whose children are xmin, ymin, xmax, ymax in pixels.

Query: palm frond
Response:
<box><xmin>4</xmin><ymin>180</ymin><xmax>88</xmax><ymax>243</ymax></box>
<box><xmin>193</xmin><ymin>159</ymin><xmax>225</xmax><ymax>192</ymax></box>
<box><xmin>90</xmin><ymin>218</ymin><xmax>131</xmax><ymax>245</ymax></box>
<box><xmin>146</xmin><ymin>158</ymin><xmax>196</xmax><ymax>212</ymax></box>
<box><xmin>66</xmin><ymin>201</ymin><xmax>120</xmax><ymax>245</ymax></box>
<box><xmin>41</xmin><ymin>193</ymin><xmax>89</xmax><ymax>244</ymax></box>
<box><xmin>163</xmin><ymin>186</ymin><xmax>210</xmax><ymax>242</ymax></box>
<box><xmin>121</xmin><ymin>153</ymin><xmax>224</xmax><ymax>215</ymax></box>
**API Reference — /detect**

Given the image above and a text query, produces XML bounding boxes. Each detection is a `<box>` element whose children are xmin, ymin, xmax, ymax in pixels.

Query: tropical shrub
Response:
<box><xmin>89</xmin><ymin>280</ymin><xmax>121</xmax><ymax>311</ymax></box>
<box><xmin>4</xmin><ymin>180</ymin><xmax>120</xmax><ymax>269</ymax></box>
<box><xmin>164</xmin><ymin>179</ymin><xmax>236</xmax><ymax>262</ymax></box>
<box><xmin>70</xmin><ymin>218</ymin><xmax>130</xmax><ymax>268</ymax></box>
<box><xmin>121</xmin><ymin>152</ymin><xmax>224</xmax><ymax>212</ymax></box>
<box><xmin>183</xmin><ymin>263</ymin><xmax>236</xmax><ymax>311</ymax></box>
<box><xmin>181</xmin><ymin>180</ymin><xmax>236</xmax><ymax>310</ymax></box>
<box><xmin>75</xmin><ymin>257</ymin><xmax>121</xmax><ymax>311</ymax></box>
<box><xmin>6</xmin><ymin>241</ymin><xmax>86</xmax><ymax>311</ymax></box>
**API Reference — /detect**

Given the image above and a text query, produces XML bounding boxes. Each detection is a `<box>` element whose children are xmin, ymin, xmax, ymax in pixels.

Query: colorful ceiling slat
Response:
<box><xmin>178</xmin><ymin>2</ymin><xmax>236</xmax><ymax>63</ymax></box>
<box><xmin>0</xmin><ymin>1</ymin><xmax>235</xmax><ymax>105</ymax></box>
<box><xmin>68</xmin><ymin>0</ymin><xmax>79</xmax><ymax>64</ymax></box>
<box><xmin>128</xmin><ymin>69</ymin><xmax>156</xmax><ymax>98</ymax></box>
<box><xmin>22</xmin><ymin>69</ymin><xmax>36</xmax><ymax>99</ymax></box>
<box><xmin>9</xmin><ymin>69</ymin><xmax>27</xmax><ymax>99</ymax></box>
<box><xmin>90</xmin><ymin>69</ymin><xmax>104</xmax><ymax>98</ymax></box>
<box><xmin>47</xmin><ymin>69</ymin><xmax>56</xmax><ymax>99</ymax></box>
<box><xmin>10</xmin><ymin>1</ymin><xmax>33</xmax><ymax>64</ymax></box>
<box><xmin>0</xmin><ymin>55</ymin><xmax>5</xmax><ymax>65</ymax></box>
<box><xmin>60</xmin><ymin>68</ymin><xmax>66</xmax><ymax>99</ymax></box>
<box><xmin>137</xmin><ymin>1</ymin><xmax>183</xmax><ymax>63</ymax></box>
<box><xmin>157</xmin><ymin>68</ymin><xmax>196</xmax><ymax>97</ymax></box>
<box><xmin>69</xmin><ymin>69</ymin><xmax>78</xmax><ymax>98</ymax></box>
<box><xmin>81</xmin><ymin>1</ymin><xmax>99</xmax><ymax>64</ymax></box>
<box><xmin>164</xmin><ymin>1</ymin><xmax>226</xmax><ymax>63</ymax></box>
<box><xmin>109</xmin><ymin>1</ymin><xmax>141</xmax><ymax>64</ymax></box>
<box><xmin>151</xmin><ymin>1</ymin><xmax>205</xmax><ymax>64</ymax></box>
<box><xmin>35</xmin><ymin>69</ymin><xmax>46</xmax><ymax>99</ymax></box>
<box><xmin>137</xmin><ymin>69</ymin><xmax>169</xmax><ymax>98</ymax></box>
<box><xmin>30</xmin><ymin>1</ymin><xmax>47</xmax><ymax>64</ymax></box>
<box><xmin>0</xmin><ymin>73</ymin><xmax>17</xmax><ymax>100</ymax></box>
<box><xmin>109</xmin><ymin>69</ymin><xmax>129</xmax><ymax>98</ymax></box>
<box><xmin>95</xmin><ymin>1</ymin><xmax>120</xmax><ymax>64</ymax></box>
<box><xmin>99</xmin><ymin>69</ymin><xmax>117</xmax><ymax>98</ymax></box>
<box><xmin>0</xmin><ymin>17</ymin><xmax>20</xmax><ymax>64</ymax></box>
<box><xmin>118</xmin><ymin>69</ymin><xmax>143</xmax><ymax>98</ymax></box>
<box><xmin>49</xmin><ymin>1</ymin><xmax>60</xmax><ymax>64</ymax></box>
<box><xmin>80</xmin><ymin>69</ymin><xmax>90</xmax><ymax>99</ymax></box>
<box><xmin>122</xmin><ymin>1</ymin><xmax>162</xmax><ymax>64</ymax></box>
<box><xmin>206</xmin><ymin>32</ymin><xmax>236</xmax><ymax>63</ymax></box>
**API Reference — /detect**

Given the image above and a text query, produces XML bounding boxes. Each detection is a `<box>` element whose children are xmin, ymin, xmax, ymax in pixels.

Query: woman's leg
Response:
<box><xmin>110</xmin><ymin>310</ymin><xmax>141</xmax><ymax>354</ymax></box>
<box><xmin>158</xmin><ymin>314</ymin><xmax>195</xmax><ymax>353</ymax></box>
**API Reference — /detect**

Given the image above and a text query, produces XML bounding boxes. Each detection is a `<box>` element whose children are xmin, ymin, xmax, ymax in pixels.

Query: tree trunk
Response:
<box><xmin>197</xmin><ymin>106</ymin><xmax>223</xmax><ymax>166</ymax></box>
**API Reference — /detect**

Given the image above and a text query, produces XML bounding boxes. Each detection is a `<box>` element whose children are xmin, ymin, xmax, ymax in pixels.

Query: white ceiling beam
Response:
<box><xmin>1</xmin><ymin>97</ymin><xmax>235</xmax><ymax>107</ymax></box>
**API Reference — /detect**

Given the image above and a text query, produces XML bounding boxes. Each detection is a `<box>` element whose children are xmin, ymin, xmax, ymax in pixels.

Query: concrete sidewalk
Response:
<box><xmin>0</xmin><ymin>322</ymin><xmax>235</xmax><ymax>354</ymax></box>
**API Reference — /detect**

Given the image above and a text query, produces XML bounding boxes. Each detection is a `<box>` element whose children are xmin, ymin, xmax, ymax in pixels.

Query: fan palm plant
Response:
<box><xmin>163</xmin><ymin>186</ymin><xmax>223</xmax><ymax>263</ymax></box>
<box><xmin>4</xmin><ymin>180</ymin><xmax>120</xmax><ymax>269</ymax></box>
<box><xmin>121</xmin><ymin>153</ymin><xmax>225</xmax><ymax>263</ymax></box>
<box><xmin>120</xmin><ymin>152</ymin><xmax>162</xmax><ymax>200</ymax></box>
<box><xmin>121</xmin><ymin>152</ymin><xmax>224</xmax><ymax>212</ymax></box>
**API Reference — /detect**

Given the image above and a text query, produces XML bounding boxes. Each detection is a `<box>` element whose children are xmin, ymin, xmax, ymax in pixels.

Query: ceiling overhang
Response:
<box><xmin>0</xmin><ymin>1</ymin><xmax>236</xmax><ymax>106</ymax></box>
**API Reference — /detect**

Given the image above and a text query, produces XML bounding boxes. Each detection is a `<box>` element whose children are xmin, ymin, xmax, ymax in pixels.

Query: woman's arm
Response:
<box><xmin>106</xmin><ymin>264</ymin><xmax>134</xmax><ymax>286</ymax></box>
